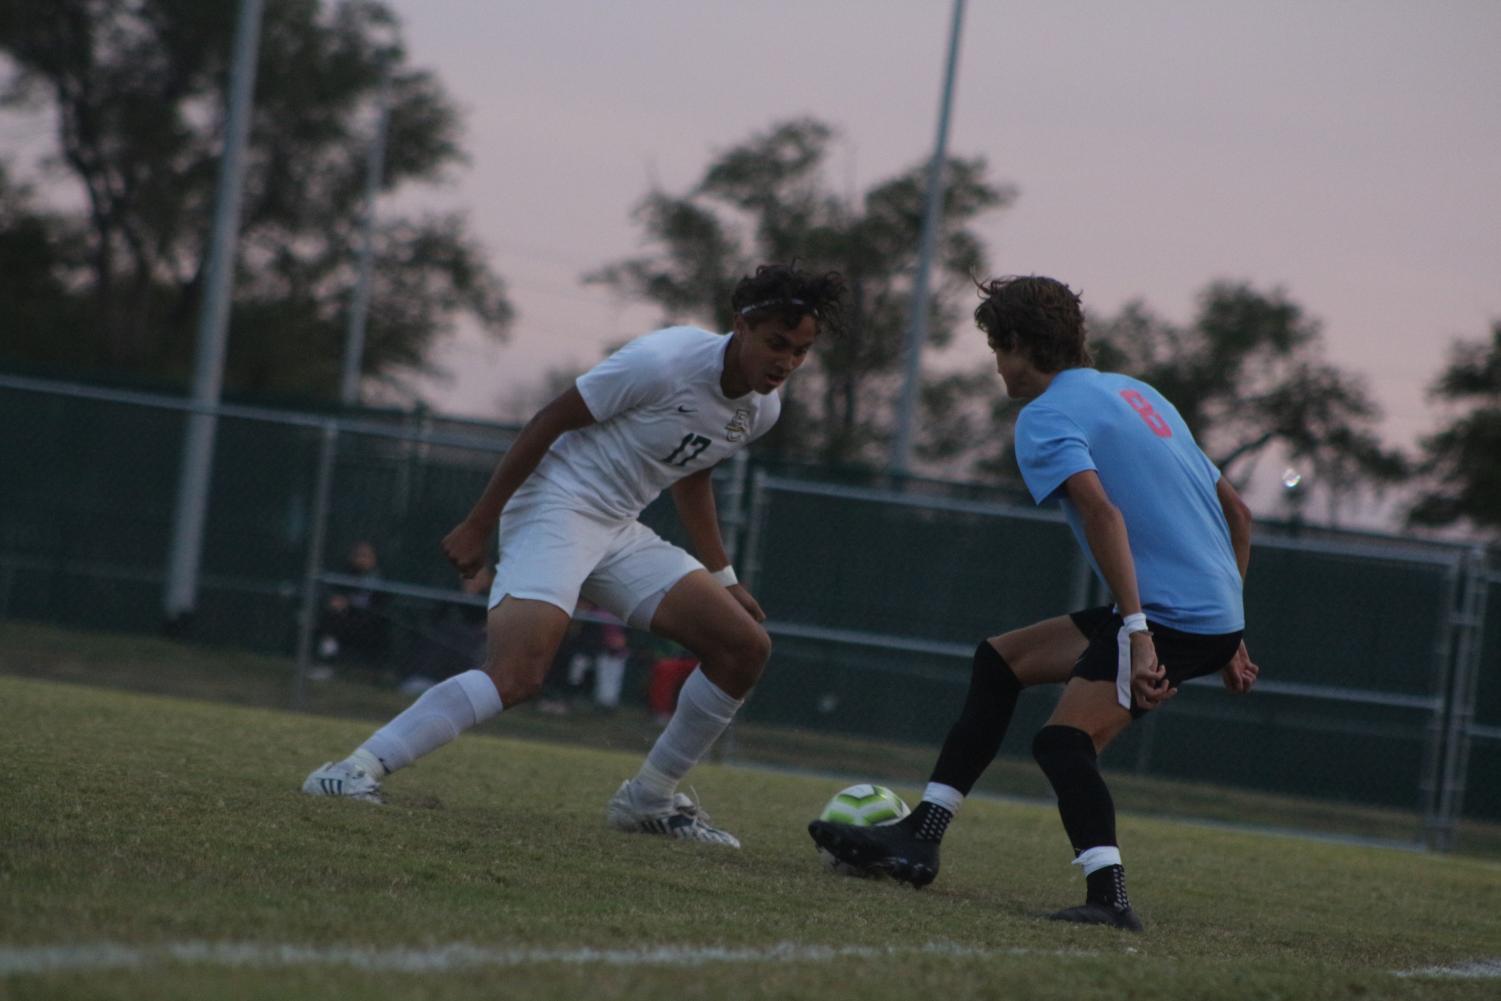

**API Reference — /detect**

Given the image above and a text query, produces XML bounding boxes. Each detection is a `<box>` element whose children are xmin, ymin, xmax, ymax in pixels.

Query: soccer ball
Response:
<box><xmin>815</xmin><ymin>783</ymin><xmax>910</xmax><ymax>876</ymax></box>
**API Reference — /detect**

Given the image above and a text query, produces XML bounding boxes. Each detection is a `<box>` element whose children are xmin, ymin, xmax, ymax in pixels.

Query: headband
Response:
<box><xmin>738</xmin><ymin>297</ymin><xmax>808</xmax><ymax>317</ymax></box>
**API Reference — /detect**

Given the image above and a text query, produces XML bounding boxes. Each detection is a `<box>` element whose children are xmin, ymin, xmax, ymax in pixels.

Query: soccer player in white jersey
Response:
<box><xmin>810</xmin><ymin>276</ymin><xmax>1259</xmax><ymax>928</ymax></box>
<box><xmin>304</xmin><ymin>264</ymin><xmax>846</xmax><ymax>846</ymax></box>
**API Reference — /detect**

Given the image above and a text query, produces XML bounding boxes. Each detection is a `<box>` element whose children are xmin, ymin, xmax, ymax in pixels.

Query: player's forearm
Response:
<box><xmin>462</xmin><ymin>419</ymin><xmax>563</xmax><ymax>528</ymax></box>
<box><xmin>1081</xmin><ymin>502</ymin><xmax>1144</xmax><ymax>617</ymax></box>
<box><xmin>670</xmin><ymin>473</ymin><xmax>730</xmax><ymax>571</ymax></box>
<box><xmin>1217</xmin><ymin>478</ymin><xmax>1253</xmax><ymax>580</ymax></box>
<box><xmin>1229</xmin><ymin>516</ymin><xmax>1252</xmax><ymax>580</ymax></box>
<box><xmin>1226</xmin><ymin>502</ymin><xmax>1252</xmax><ymax>580</ymax></box>
<box><xmin>462</xmin><ymin>389</ymin><xmax>595</xmax><ymax>529</ymax></box>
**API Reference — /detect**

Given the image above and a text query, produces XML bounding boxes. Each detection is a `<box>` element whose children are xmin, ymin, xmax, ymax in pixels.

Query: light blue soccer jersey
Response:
<box><xmin>1014</xmin><ymin>367</ymin><xmax>1244</xmax><ymax>633</ymax></box>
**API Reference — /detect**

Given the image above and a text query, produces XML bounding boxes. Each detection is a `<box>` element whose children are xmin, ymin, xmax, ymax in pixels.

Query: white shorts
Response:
<box><xmin>487</xmin><ymin>489</ymin><xmax>703</xmax><ymax>626</ymax></box>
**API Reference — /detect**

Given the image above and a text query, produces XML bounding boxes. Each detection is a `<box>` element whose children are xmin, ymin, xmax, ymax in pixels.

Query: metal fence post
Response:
<box><xmin>1432</xmin><ymin>546</ymin><xmax>1490</xmax><ymax>850</ymax></box>
<box><xmin>1067</xmin><ymin>547</ymin><xmax>1094</xmax><ymax>614</ymax></box>
<box><xmin>291</xmin><ymin>422</ymin><xmax>340</xmax><ymax>710</ymax></box>
<box><xmin>721</xmin><ymin>450</ymin><xmax>751</xmax><ymax>564</ymax></box>
<box><xmin>739</xmin><ymin>469</ymin><xmax>770</xmax><ymax>595</ymax></box>
<box><xmin>711</xmin><ymin>468</ymin><xmax>770</xmax><ymax>765</ymax></box>
<box><xmin>1419</xmin><ymin>557</ymin><xmax>1464</xmax><ymax>848</ymax></box>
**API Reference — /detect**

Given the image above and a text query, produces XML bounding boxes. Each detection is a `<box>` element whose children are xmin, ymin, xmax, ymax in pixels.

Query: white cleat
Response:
<box><xmin>301</xmin><ymin>760</ymin><xmax>385</xmax><ymax>804</ymax></box>
<box><xmin>606</xmin><ymin>781</ymin><xmax>741</xmax><ymax>848</ymax></box>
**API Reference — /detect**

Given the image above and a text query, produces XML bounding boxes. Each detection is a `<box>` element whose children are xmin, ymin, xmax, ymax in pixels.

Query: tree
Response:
<box><xmin>588</xmin><ymin>117</ymin><xmax>1013</xmax><ymax>469</ymax></box>
<box><xmin>0</xmin><ymin>0</ymin><xmax>510</xmax><ymax>398</ymax></box>
<box><xmin>0</xmin><ymin>163</ymin><xmax>86</xmax><ymax>364</ymax></box>
<box><xmin>978</xmin><ymin>282</ymin><xmax>1407</xmax><ymax>520</ymax></box>
<box><xmin>1407</xmin><ymin>321</ymin><xmax>1501</xmax><ymax>535</ymax></box>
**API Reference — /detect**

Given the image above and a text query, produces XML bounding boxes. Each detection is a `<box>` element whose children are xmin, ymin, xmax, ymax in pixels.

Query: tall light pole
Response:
<box><xmin>292</xmin><ymin>56</ymin><xmax>395</xmax><ymax>707</ymax></box>
<box><xmin>889</xmin><ymin>0</ymin><xmax>966</xmax><ymax>478</ymax></box>
<box><xmin>339</xmin><ymin>58</ymin><xmax>393</xmax><ymax>406</ymax></box>
<box><xmin>163</xmin><ymin>0</ymin><xmax>264</xmax><ymax>626</ymax></box>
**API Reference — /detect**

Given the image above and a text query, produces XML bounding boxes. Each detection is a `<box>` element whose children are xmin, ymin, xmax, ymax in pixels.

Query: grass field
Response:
<box><xmin>7</xmin><ymin>621</ymin><xmax>1497</xmax><ymax>857</ymax></box>
<box><xmin>4</xmin><ymin>663</ymin><xmax>1501</xmax><ymax>999</ymax></box>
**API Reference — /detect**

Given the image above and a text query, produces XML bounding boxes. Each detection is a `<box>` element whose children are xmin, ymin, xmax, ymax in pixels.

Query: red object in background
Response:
<box><xmin>648</xmin><ymin>655</ymin><xmax>699</xmax><ymax>719</ymax></box>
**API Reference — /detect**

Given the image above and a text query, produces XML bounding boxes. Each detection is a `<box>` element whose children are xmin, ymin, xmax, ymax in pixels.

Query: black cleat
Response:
<box><xmin>1047</xmin><ymin>901</ymin><xmax>1144</xmax><ymax>933</ymax></box>
<box><xmin>807</xmin><ymin>819</ymin><xmax>940</xmax><ymax>888</ymax></box>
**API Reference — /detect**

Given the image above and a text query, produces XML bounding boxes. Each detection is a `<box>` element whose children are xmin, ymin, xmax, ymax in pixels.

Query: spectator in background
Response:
<box><xmin>312</xmin><ymin>540</ymin><xmax>389</xmax><ymax>680</ymax></box>
<box><xmin>399</xmin><ymin>565</ymin><xmax>496</xmax><ymax>695</ymax></box>
<box><xmin>561</xmin><ymin>609</ymin><xmax>604</xmax><ymax>702</ymax></box>
<box><xmin>591</xmin><ymin>624</ymin><xmax>630</xmax><ymax>712</ymax></box>
<box><xmin>536</xmin><ymin>618</ymin><xmax>590</xmax><ymax>715</ymax></box>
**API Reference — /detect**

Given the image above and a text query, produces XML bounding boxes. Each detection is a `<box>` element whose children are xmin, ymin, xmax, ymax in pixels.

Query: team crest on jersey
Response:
<box><xmin>724</xmin><ymin>408</ymin><xmax>752</xmax><ymax>443</ymax></box>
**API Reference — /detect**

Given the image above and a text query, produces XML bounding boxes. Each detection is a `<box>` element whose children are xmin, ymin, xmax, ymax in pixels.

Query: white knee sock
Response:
<box><xmin>631</xmin><ymin>669</ymin><xmax>742</xmax><ymax>809</ymax></box>
<box><xmin>356</xmin><ymin>669</ymin><xmax>503</xmax><ymax>774</ymax></box>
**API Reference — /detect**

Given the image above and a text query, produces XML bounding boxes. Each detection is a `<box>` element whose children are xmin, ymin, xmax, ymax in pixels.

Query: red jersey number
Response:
<box><xmin>1120</xmin><ymin>389</ymin><xmax>1173</xmax><ymax>438</ymax></box>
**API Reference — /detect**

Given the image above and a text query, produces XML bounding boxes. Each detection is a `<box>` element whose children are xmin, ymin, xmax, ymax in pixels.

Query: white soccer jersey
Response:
<box><xmin>524</xmin><ymin>326</ymin><xmax>781</xmax><ymax>521</ymax></box>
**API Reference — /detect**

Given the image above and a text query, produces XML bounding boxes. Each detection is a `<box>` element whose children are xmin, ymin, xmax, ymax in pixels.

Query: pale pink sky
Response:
<box><xmin>5</xmin><ymin>0</ymin><xmax>1493</xmax><ymax>471</ymax></box>
<box><xmin>388</xmin><ymin>0</ymin><xmax>1499</xmax><ymax>481</ymax></box>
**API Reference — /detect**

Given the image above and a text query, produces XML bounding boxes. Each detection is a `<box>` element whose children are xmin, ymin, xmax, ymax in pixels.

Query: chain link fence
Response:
<box><xmin>1</xmin><ymin>375</ymin><xmax>1495</xmax><ymax>848</ymax></box>
<box><xmin>738</xmin><ymin>474</ymin><xmax>1492</xmax><ymax>848</ymax></box>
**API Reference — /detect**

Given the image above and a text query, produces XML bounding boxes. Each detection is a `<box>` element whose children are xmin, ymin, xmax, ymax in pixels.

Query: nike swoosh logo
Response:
<box><xmin>676</xmin><ymin>406</ymin><xmax>696</xmax><ymax>413</ymax></box>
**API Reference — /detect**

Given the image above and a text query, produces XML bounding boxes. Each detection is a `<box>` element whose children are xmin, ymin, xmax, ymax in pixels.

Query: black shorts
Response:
<box><xmin>1068</xmin><ymin>605</ymin><xmax>1243</xmax><ymax>717</ymax></box>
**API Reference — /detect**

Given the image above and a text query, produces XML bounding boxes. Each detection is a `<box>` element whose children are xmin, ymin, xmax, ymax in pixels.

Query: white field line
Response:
<box><xmin>0</xmin><ymin>941</ymin><xmax>1106</xmax><ymax>976</ymax></box>
<box><xmin>7</xmin><ymin>942</ymin><xmax>1498</xmax><ymax>980</ymax></box>
<box><xmin>1396</xmin><ymin>958</ymin><xmax>1501</xmax><ymax>979</ymax></box>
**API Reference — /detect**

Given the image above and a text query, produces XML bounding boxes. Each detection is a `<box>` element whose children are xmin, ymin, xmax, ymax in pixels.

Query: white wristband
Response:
<box><xmin>710</xmin><ymin>565</ymin><xmax>738</xmax><ymax>588</ymax></box>
<box><xmin>1122</xmin><ymin>612</ymin><xmax>1149</xmax><ymax>635</ymax></box>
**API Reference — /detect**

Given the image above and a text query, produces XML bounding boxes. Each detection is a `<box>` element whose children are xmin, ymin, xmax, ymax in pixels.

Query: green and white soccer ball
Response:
<box><xmin>815</xmin><ymin>783</ymin><xmax>910</xmax><ymax>876</ymax></box>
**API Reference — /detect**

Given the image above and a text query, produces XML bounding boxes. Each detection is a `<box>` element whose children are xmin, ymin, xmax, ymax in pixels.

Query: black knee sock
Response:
<box><xmin>1031</xmin><ymin>724</ymin><xmax>1117</xmax><ymax>855</ymax></box>
<box><xmin>928</xmin><ymin>641</ymin><xmax>1023</xmax><ymax>795</ymax></box>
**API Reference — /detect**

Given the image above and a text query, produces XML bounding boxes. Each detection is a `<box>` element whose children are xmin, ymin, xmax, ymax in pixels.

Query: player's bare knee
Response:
<box><xmin>737</xmin><ymin>623</ymin><xmax>772</xmax><ymax>677</ymax></box>
<box><xmin>708</xmin><ymin>623</ymin><xmax>770</xmax><ymax>689</ymax></box>
<box><xmin>993</xmin><ymin>632</ymin><xmax>1036</xmax><ymax>682</ymax></box>
<box><xmin>746</xmin><ymin>623</ymin><xmax>772</xmax><ymax>666</ymax></box>
<box><xmin>486</xmin><ymin>655</ymin><xmax>550</xmax><ymax>707</ymax></box>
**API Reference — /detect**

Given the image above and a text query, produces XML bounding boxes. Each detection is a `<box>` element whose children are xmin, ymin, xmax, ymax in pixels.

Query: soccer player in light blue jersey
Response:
<box><xmin>811</xmin><ymin>276</ymin><xmax>1259</xmax><ymax>931</ymax></box>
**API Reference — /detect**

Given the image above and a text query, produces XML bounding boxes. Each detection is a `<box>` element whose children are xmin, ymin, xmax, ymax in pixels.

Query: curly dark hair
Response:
<box><xmin>973</xmin><ymin>275</ymin><xmax>1092</xmax><ymax>372</ymax></box>
<box><xmin>731</xmin><ymin>264</ymin><xmax>846</xmax><ymax>336</ymax></box>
